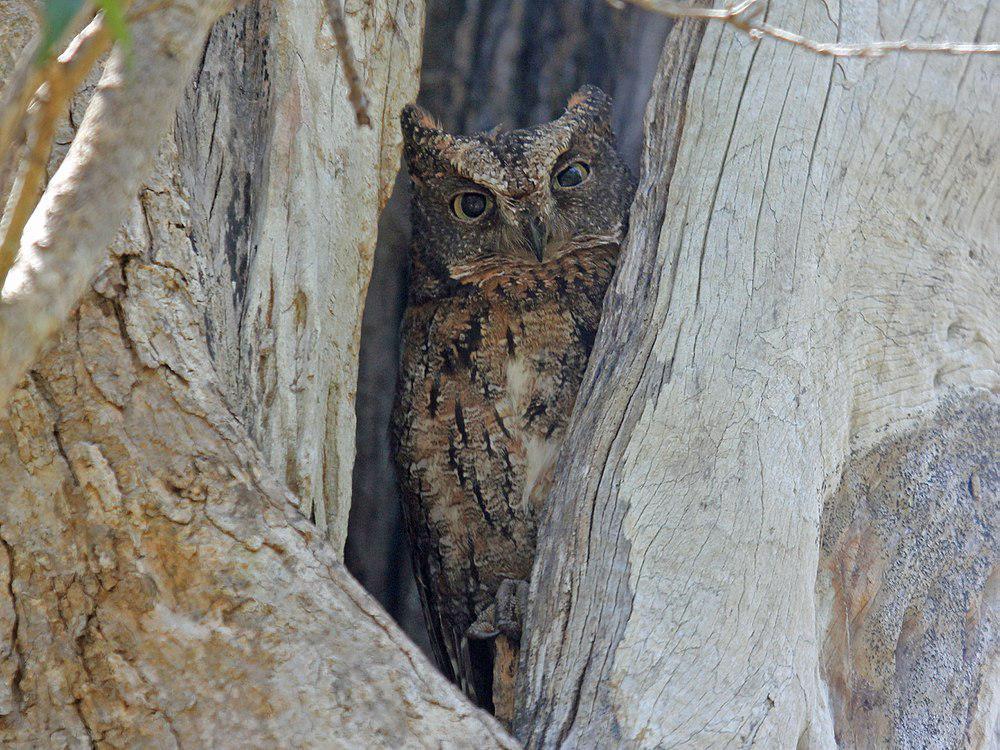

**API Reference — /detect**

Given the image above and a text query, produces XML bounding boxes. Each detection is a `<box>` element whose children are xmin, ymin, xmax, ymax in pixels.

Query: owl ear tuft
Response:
<box><xmin>565</xmin><ymin>85</ymin><xmax>613</xmax><ymax>135</ymax></box>
<box><xmin>400</xmin><ymin>103</ymin><xmax>455</xmax><ymax>177</ymax></box>
<box><xmin>401</xmin><ymin>104</ymin><xmax>443</xmax><ymax>142</ymax></box>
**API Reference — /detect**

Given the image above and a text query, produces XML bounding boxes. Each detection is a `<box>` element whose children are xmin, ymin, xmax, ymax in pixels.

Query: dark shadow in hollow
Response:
<box><xmin>346</xmin><ymin>0</ymin><xmax>673</xmax><ymax>657</ymax></box>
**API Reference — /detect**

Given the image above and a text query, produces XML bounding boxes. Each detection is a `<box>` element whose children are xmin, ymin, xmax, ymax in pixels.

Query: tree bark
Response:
<box><xmin>520</xmin><ymin>2</ymin><xmax>998</xmax><ymax>748</ymax></box>
<box><xmin>0</xmin><ymin>1</ymin><xmax>514</xmax><ymax>745</ymax></box>
<box><xmin>174</xmin><ymin>0</ymin><xmax>425</xmax><ymax>551</ymax></box>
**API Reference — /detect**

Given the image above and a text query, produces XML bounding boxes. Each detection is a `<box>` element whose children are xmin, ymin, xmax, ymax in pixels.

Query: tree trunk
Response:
<box><xmin>175</xmin><ymin>0</ymin><xmax>419</xmax><ymax>552</ymax></box>
<box><xmin>3</xmin><ymin>0</ymin><xmax>995</xmax><ymax>745</ymax></box>
<box><xmin>519</xmin><ymin>3</ymin><xmax>998</xmax><ymax>748</ymax></box>
<box><xmin>0</xmin><ymin>1</ymin><xmax>514</xmax><ymax>745</ymax></box>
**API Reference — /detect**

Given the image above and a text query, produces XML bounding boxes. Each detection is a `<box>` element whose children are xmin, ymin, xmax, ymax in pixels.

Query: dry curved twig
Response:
<box><xmin>323</xmin><ymin>0</ymin><xmax>371</xmax><ymax>127</ymax></box>
<box><xmin>626</xmin><ymin>0</ymin><xmax>1000</xmax><ymax>57</ymax></box>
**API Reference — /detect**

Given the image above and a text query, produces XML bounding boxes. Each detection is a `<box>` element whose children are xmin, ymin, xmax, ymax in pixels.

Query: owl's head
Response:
<box><xmin>401</xmin><ymin>86</ymin><xmax>635</xmax><ymax>299</ymax></box>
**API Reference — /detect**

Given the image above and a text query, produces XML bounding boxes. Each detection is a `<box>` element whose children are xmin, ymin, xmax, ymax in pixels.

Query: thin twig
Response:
<box><xmin>0</xmin><ymin>123</ymin><xmax>26</xmax><ymax>223</ymax></box>
<box><xmin>0</xmin><ymin>41</ymin><xmax>45</xmax><ymax>205</ymax></box>
<box><xmin>0</xmin><ymin>94</ymin><xmax>57</xmax><ymax>282</ymax></box>
<box><xmin>0</xmin><ymin>2</ymin><xmax>99</xmax><ymax>188</ymax></box>
<box><xmin>725</xmin><ymin>0</ymin><xmax>761</xmax><ymax>17</ymax></box>
<box><xmin>626</xmin><ymin>0</ymin><xmax>1000</xmax><ymax>57</ymax></box>
<box><xmin>0</xmin><ymin>2</ymin><xmax>99</xmax><ymax>275</ymax></box>
<box><xmin>0</xmin><ymin>15</ymin><xmax>116</xmax><ymax>281</ymax></box>
<box><xmin>323</xmin><ymin>0</ymin><xmax>371</xmax><ymax>127</ymax></box>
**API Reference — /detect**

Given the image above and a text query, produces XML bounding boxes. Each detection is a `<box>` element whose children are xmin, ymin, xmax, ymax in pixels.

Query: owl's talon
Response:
<box><xmin>495</xmin><ymin>578</ymin><xmax>531</xmax><ymax>642</ymax></box>
<box><xmin>467</xmin><ymin>605</ymin><xmax>500</xmax><ymax>640</ymax></box>
<box><xmin>496</xmin><ymin>578</ymin><xmax>529</xmax><ymax>641</ymax></box>
<box><xmin>466</xmin><ymin>578</ymin><xmax>530</xmax><ymax>641</ymax></box>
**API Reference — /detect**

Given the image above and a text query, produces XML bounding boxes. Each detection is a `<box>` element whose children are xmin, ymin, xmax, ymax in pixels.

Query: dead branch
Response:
<box><xmin>0</xmin><ymin>2</ymin><xmax>98</xmax><ymax>206</ymax></box>
<box><xmin>0</xmin><ymin>40</ymin><xmax>47</xmax><ymax>231</ymax></box>
<box><xmin>626</xmin><ymin>0</ymin><xmax>1000</xmax><ymax>57</ymax></box>
<box><xmin>0</xmin><ymin>43</ymin><xmax>43</xmax><ymax>209</ymax></box>
<box><xmin>324</xmin><ymin>0</ymin><xmax>371</xmax><ymax>127</ymax></box>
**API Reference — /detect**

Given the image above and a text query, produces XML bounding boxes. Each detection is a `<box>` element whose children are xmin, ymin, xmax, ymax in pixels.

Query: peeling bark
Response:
<box><xmin>521</xmin><ymin>1</ymin><xmax>998</xmax><ymax>747</ymax></box>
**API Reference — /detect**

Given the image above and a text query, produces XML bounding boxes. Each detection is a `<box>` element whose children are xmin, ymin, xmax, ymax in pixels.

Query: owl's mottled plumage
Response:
<box><xmin>392</xmin><ymin>86</ymin><xmax>635</xmax><ymax>711</ymax></box>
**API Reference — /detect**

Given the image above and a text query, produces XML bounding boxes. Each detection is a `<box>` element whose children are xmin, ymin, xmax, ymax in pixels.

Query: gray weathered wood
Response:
<box><xmin>520</xmin><ymin>1</ymin><xmax>998</xmax><ymax>746</ymax></box>
<box><xmin>175</xmin><ymin>0</ymin><xmax>424</xmax><ymax>553</ymax></box>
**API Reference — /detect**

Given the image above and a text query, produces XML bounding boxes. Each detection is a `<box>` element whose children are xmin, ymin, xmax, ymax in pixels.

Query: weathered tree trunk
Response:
<box><xmin>175</xmin><ymin>0</ymin><xmax>422</xmax><ymax>551</ymax></box>
<box><xmin>0</xmin><ymin>2</ymin><xmax>514</xmax><ymax>745</ymax></box>
<box><xmin>520</xmin><ymin>3</ymin><xmax>998</xmax><ymax>748</ymax></box>
<box><xmin>3</xmin><ymin>0</ymin><xmax>995</xmax><ymax>745</ymax></box>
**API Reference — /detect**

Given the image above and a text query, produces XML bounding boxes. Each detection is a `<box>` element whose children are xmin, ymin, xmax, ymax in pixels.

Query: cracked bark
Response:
<box><xmin>0</xmin><ymin>1</ymin><xmax>514</xmax><ymax>746</ymax></box>
<box><xmin>519</xmin><ymin>2</ymin><xmax>998</xmax><ymax>748</ymax></box>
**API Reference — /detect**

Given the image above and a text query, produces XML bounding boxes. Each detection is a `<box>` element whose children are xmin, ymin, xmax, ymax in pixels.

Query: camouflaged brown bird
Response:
<box><xmin>392</xmin><ymin>86</ymin><xmax>636</xmax><ymax>718</ymax></box>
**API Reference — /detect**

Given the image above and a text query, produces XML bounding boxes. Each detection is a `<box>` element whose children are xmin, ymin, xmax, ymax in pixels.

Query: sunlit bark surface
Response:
<box><xmin>520</xmin><ymin>4</ymin><xmax>998</xmax><ymax>747</ymax></box>
<box><xmin>0</xmin><ymin>2</ymin><xmax>514</xmax><ymax>746</ymax></box>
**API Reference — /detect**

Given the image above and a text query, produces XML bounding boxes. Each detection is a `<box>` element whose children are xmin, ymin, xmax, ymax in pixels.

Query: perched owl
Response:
<box><xmin>392</xmin><ymin>86</ymin><xmax>635</xmax><ymax>715</ymax></box>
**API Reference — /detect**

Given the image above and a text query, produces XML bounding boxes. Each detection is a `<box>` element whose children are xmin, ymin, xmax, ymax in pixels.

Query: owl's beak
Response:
<box><xmin>527</xmin><ymin>216</ymin><xmax>548</xmax><ymax>262</ymax></box>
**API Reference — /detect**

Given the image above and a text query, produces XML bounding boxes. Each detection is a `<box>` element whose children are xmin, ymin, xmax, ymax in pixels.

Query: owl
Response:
<box><xmin>392</xmin><ymin>85</ymin><xmax>635</xmax><ymax>717</ymax></box>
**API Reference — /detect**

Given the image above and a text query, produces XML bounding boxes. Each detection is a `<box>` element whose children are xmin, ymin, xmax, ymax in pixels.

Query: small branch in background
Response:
<box><xmin>0</xmin><ymin>94</ymin><xmax>57</xmax><ymax>282</ymax></box>
<box><xmin>324</xmin><ymin>0</ymin><xmax>371</xmax><ymax>127</ymax></box>
<box><xmin>0</xmin><ymin>124</ymin><xmax>26</xmax><ymax>234</ymax></box>
<box><xmin>0</xmin><ymin>1</ymin><xmax>101</xmax><ymax>205</ymax></box>
<box><xmin>0</xmin><ymin>41</ymin><xmax>44</xmax><ymax>196</ymax></box>
<box><xmin>624</xmin><ymin>0</ymin><xmax>1000</xmax><ymax>57</ymax></box>
<box><xmin>0</xmin><ymin>14</ymin><xmax>116</xmax><ymax>282</ymax></box>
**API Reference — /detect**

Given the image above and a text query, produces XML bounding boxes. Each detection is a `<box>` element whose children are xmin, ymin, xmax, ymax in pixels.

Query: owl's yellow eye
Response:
<box><xmin>452</xmin><ymin>192</ymin><xmax>493</xmax><ymax>221</ymax></box>
<box><xmin>554</xmin><ymin>161</ymin><xmax>590</xmax><ymax>189</ymax></box>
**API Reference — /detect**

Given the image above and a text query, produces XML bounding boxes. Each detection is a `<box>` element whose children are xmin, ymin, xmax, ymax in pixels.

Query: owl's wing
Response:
<box><xmin>391</xmin><ymin>398</ymin><xmax>494</xmax><ymax>706</ymax></box>
<box><xmin>402</xmin><ymin>518</ymin><xmax>459</xmax><ymax>681</ymax></box>
<box><xmin>391</xmin><ymin>301</ymin><xmax>501</xmax><ymax>709</ymax></box>
<box><xmin>401</xmin><ymin>523</ymin><xmax>492</xmax><ymax>705</ymax></box>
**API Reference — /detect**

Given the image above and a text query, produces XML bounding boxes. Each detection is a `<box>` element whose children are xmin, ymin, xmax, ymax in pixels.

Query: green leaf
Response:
<box><xmin>94</xmin><ymin>0</ymin><xmax>131</xmax><ymax>59</ymax></box>
<box><xmin>39</xmin><ymin>0</ymin><xmax>85</xmax><ymax>62</ymax></box>
<box><xmin>38</xmin><ymin>1</ymin><xmax>132</xmax><ymax>66</ymax></box>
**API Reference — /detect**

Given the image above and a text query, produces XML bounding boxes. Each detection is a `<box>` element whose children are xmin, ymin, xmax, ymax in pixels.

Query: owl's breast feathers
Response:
<box><xmin>393</xmin><ymin>242</ymin><xmax>618</xmax><ymax>682</ymax></box>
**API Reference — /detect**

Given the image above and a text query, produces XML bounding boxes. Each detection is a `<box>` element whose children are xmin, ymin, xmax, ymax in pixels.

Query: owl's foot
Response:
<box><xmin>466</xmin><ymin>578</ymin><xmax>529</xmax><ymax>642</ymax></box>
